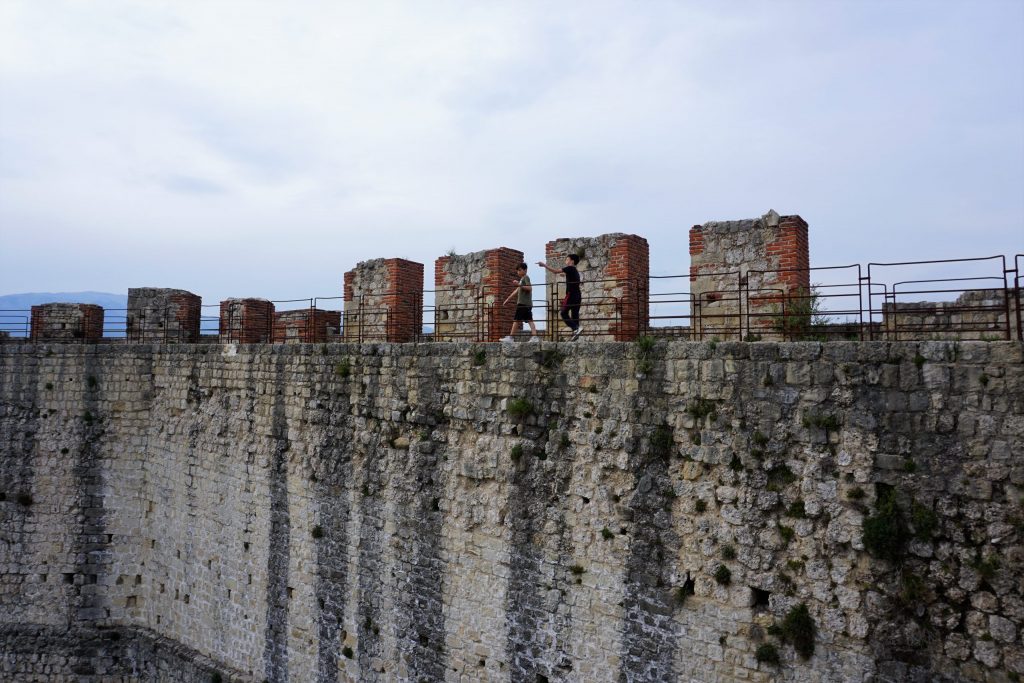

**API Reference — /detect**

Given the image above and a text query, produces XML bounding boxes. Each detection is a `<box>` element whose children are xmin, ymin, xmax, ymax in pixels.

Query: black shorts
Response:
<box><xmin>514</xmin><ymin>305</ymin><xmax>533</xmax><ymax>322</ymax></box>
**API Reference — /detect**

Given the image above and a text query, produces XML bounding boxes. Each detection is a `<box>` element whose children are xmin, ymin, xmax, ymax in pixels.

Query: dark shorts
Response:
<box><xmin>514</xmin><ymin>305</ymin><xmax>533</xmax><ymax>321</ymax></box>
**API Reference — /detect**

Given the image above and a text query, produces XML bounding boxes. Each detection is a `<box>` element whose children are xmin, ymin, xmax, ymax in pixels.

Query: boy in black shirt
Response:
<box><xmin>537</xmin><ymin>254</ymin><xmax>583</xmax><ymax>340</ymax></box>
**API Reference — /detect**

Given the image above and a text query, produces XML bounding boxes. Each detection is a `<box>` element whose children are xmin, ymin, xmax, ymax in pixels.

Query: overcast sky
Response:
<box><xmin>1</xmin><ymin>0</ymin><xmax>1022</xmax><ymax>307</ymax></box>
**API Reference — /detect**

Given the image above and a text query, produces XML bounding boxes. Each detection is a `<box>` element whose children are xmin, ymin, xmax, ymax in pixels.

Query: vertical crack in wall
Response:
<box><xmin>618</xmin><ymin>359</ymin><xmax>679</xmax><ymax>682</ymax></box>
<box><xmin>354</xmin><ymin>357</ymin><xmax>386</xmax><ymax>679</ymax></box>
<box><xmin>263</xmin><ymin>355</ymin><xmax>291</xmax><ymax>682</ymax></box>
<box><xmin>313</xmin><ymin>357</ymin><xmax>353</xmax><ymax>683</ymax></box>
<box><xmin>393</xmin><ymin>356</ymin><xmax>447</xmax><ymax>681</ymax></box>
<box><xmin>67</xmin><ymin>349</ymin><xmax>112</xmax><ymax>677</ymax></box>
<box><xmin>505</xmin><ymin>360</ymin><xmax>576</xmax><ymax>681</ymax></box>
<box><xmin>0</xmin><ymin>349</ymin><xmax>40</xmax><ymax>623</ymax></box>
<box><xmin>354</xmin><ymin>484</ymin><xmax>385</xmax><ymax>680</ymax></box>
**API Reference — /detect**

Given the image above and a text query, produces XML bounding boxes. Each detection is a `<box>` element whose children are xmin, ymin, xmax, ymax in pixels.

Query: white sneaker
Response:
<box><xmin>571</xmin><ymin>327</ymin><xmax>582</xmax><ymax>341</ymax></box>
<box><xmin>528</xmin><ymin>336</ymin><xmax>540</xmax><ymax>343</ymax></box>
<box><xmin>500</xmin><ymin>335</ymin><xmax>515</xmax><ymax>343</ymax></box>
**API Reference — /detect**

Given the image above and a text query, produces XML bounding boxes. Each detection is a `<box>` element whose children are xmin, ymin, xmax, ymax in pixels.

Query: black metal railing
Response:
<box><xmin>2</xmin><ymin>253</ymin><xmax>1020</xmax><ymax>345</ymax></box>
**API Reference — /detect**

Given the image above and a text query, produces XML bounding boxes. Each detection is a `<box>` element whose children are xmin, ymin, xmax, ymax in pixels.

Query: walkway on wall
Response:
<box><xmin>2</xmin><ymin>253</ymin><xmax>1022</xmax><ymax>344</ymax></box>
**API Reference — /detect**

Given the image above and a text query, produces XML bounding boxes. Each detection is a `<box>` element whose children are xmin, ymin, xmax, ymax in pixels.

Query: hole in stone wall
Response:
<box><xmin>63</xmin><ymin>573</ymin><xmax>74</xmax><ymax>584</ymax></box>
<box><xmin>537</xmin><ymin>675</ymin><xmax>549</xmax><ymax>683</ymax></box>
<box><xmin>750</xmin><ymin>587</ymin><xmax>771</xmax><ymax>611</ymax></box>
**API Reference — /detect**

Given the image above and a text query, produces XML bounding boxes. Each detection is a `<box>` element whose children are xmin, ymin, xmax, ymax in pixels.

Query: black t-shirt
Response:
<box><xmin>562</xmin><ymin>265</ymin><xmax>581</xmax><ymax>299</ymax></box>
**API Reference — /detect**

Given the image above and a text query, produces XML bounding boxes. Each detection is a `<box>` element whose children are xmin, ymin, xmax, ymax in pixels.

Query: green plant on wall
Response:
<box><xmin>862</xmin><ymin>488</ymin><xmax>907</xmax><ymax>561</ymax></box>
<box><xmin>772</xmin><ymin>285</ymin><xmax>831</xmax><ymax>341</ymax></box>
<box><xmin>777</xmin><ymin>603</ymin><xmax>816</xmax><ymax>659</ymax></box>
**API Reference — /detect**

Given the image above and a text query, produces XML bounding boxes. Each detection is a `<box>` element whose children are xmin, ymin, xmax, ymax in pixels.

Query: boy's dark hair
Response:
<box><xmin>517</xmin><ymin>262</ymin><xmax>528</xmax><ymax>271</ymax></box>
<box><xmin>567</xmin><ymin>254</ymin><xmax>580</xmax><ymax>265</ymax></box>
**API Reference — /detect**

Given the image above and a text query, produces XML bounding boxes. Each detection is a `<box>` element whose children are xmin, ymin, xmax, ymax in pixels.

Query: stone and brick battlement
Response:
<box><xmin>7</xmin><ymin>212</ymin><xmax>1022</xmax><ymax>346</ymax></box>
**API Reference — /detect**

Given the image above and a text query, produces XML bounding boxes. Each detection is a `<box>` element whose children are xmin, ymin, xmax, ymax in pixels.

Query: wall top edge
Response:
<box><xmin>2</xmin><ymin>339</ymin><xmax>1020</xmax><ymax>363</ymax></box>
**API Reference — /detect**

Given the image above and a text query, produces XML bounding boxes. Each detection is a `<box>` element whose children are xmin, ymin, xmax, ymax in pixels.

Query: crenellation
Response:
<box><xmin>127</xmin><ymin>288</ymin><xmax>202</xmax><ymax>343</ymax></box>
<box><xmin>343</xmin><ymin>258</ymin><xmax>424</xmax><ymax>343</ymax></box>
<box><xmin>690</xmin><ymin>211</ymin><xmax>811</xmax><ymax>341</ymax></box>
<box><xmin>30</xmin><ymin>303</ymin><xmax>104</xmax><ymax>341</ymax></box>
<box><xmin>544</xmin><ymin>233</ymin><xmax>649</xmax><ymax>341</ymax></box>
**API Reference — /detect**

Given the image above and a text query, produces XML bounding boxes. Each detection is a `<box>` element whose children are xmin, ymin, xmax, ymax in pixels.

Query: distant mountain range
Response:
<box><xmin>0</xmin><ymin>291</ymin><xmax>128</xmax><ymax>311</ymax></box>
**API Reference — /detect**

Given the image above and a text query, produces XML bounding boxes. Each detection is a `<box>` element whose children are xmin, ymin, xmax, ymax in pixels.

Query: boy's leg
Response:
<box><xmin>563</xmin><ymin>301</ymin><xmax>580</xmax><ymax>331</ymax></box>
<box><xmin>560</xmin><ymin>302</ymin><xmax>573</xmax><ymax>329</ymax></box>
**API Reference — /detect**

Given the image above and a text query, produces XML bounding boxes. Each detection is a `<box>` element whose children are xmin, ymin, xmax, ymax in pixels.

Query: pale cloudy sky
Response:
<box><xmin>1</xmin><ymin>0</ymin><xmax>1022</xmax><ymax>306</ymax></box>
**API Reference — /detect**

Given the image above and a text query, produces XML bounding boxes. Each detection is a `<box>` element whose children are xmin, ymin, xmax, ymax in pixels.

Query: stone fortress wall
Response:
<box><xmin>1</xmin><ymin>339</ymin><xmax>1021</xmax><ymax>682</ymax></box>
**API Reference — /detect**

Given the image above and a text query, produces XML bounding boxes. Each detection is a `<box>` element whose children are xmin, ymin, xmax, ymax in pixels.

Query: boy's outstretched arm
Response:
<box><xmin>536</xmin><ymin>261</ymin><xmax>560</xmax><ymax>274</ymax></box>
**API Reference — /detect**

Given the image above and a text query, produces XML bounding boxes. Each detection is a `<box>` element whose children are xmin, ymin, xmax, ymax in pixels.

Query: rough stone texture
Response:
<box><xmin>0</xmin><ymin>624</ymin><xmax>249</xmax><ymax>681</ymax></box>
<box><xmin>690</xmin><ymin>211</ymin><xmax>810</xmax><ymax>341</ymax></box>
<box><xmin>0</xmin><ymin>340</ymin><xmax>1021</xmax><ymax>683</ymax></box>
<box><xmin>881</xmin><ymin>288</ymin><xmax>1022</xmax><ymax>341</ymax></box>
<box><xmin>544</xmin><ymin>234</ymin><xmax>650</xmax><ymax>341</ymax></box>
<box><xmin>434</xmin><ymin>247</ymin><xmax>524</xmax><ymax>342</ymax></box>
<box><xmin>30</xmin><ymin>304</ymin><xmax>104</xmax><ymax>342</ymax></box>
<box><xmin>126</xmin><ymin>288</ymin><xmax>201</xmax><ymax>343</ymax></box>
<box><xmin>220</xmin><ymin>298</ymin><xmax>275</xmax><ymax>344</ymax></box>
<box><xmin>272</xmin><ymin>308</ymin><xmax>341</xmax><ymax>344</ymax></box>
<box><xmin>343</xmin><ymin>259</ymin><xmax>424</xmax><ymax>343</ymax></box>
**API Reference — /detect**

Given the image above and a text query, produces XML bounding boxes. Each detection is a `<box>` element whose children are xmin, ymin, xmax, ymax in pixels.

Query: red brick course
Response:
<box><xmin>30</xmin><ymin>304</ymin><xmax>104</xmax><ymax>341</ymax></box>
<box><xmin>219</xmin><ymin>299</ymin><xmax>275</xmax><ymax>344</ymax></box>
<box><xmin>343</xmin><ymin>259</ymin><xmax>424</xmax><ymax>343</ymax></box>
<box><xmin>272</xmin><ymin>308</ymin><xmax>341</xmax><ymax>343</ymax></box>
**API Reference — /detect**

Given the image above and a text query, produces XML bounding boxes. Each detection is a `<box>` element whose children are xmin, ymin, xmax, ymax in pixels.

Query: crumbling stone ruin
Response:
<box><xmin>29</xmin><ymin>303</ymin><xmax>104</xmax><ymax>342</ymax></box>
<box><xmin>272</xmin><ymin>308</ymin><xmax>341</xmax><ymax>344</ymax></box>
<box><xmin>689</xmin><ymin>210</ymin><xmax>810</xmax><ymax>340</ymax></box>
<box><xmin>543</xmin><ymin>233</ymin><xmax>650</xmax><ymax>341</ymax></box>
<box><xmin>343</xmin><ymin>258</ymin><xmax>423</xmax><ymax>343</ymax></box>
<box><xmin>434</xmin><ymin>247</ymin><xmax>523</xmax><ymax>342</ymax></box>
<box><xmin>126</xmin><ymin>288</ymin><xmax>202</xmax><ymax>343</ymax></box>
<box><xmin>219</xmin><ymin>298</ymin><xmax>275</xmax><ymax>344</ymax></box>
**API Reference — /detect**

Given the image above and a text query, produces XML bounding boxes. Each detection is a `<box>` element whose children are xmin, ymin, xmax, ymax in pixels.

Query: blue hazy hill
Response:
<box><xmin>0</xmin><ymin>291</ymin><xmax>128</xmax><ymax>311</ymax></box>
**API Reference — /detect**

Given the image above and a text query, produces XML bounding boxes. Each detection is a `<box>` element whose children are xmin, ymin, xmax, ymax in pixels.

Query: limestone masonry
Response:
<box><xmin>1</xmin><ymin>339</ymin><xmax>1021</xmax><ymax>682</ymax></box>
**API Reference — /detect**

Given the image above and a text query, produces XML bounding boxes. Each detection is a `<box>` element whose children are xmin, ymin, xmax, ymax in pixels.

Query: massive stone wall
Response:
<box><xmin>0</xmin><ymin>340</ymin><xmax>1021</xmax><ymax>682</ymax></box>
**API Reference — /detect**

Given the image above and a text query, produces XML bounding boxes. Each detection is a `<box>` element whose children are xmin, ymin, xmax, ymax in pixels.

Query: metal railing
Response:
<box><xmin>2</xmin><ymin>254</ymin><xmax>1020</xmax><ymax>345</ymax></box>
